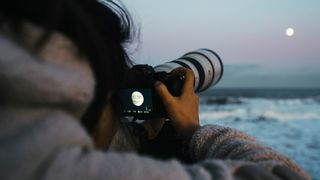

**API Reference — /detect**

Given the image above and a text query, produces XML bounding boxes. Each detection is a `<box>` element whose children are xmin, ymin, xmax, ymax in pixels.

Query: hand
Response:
<box><xmin>142</xmin><ymin>118</ymin><xmax>165</xmax><ymax>140</ymax></box>
<box><xmin>93</xmin><ymin>92</ymin><xmax>117</xmax><ymax>149</ymax></box>
<box><xmin>154</xmin><ymin>67</ymin><xmax>200</xmax><ymax>139</ymax></box>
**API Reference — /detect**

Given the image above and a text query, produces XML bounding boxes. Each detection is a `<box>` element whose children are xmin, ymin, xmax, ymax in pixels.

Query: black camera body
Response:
<box><xmin>121</xmin><ymin>49</ymin><xmax>223</xmax><ymax>120</ymax></box>
<box><xmin>121</xmin><ymin>64</ymin><xmax>185</xmax><ymax>119</ymax></box>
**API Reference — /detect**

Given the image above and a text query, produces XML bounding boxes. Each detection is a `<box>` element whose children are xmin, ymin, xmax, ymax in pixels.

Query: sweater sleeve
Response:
<box><xmin>189</xmin><ymin>125</ymin><xmax>310</xmax><ymax>179</ymax></box>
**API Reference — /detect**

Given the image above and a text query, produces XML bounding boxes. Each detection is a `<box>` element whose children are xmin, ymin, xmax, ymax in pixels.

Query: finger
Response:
<box><xmin>170</xmin><ymin>66</ymin><xmax>186</xmax><ymax>74</ymax></box>
<box><xmin>171</xmin><ymin>67</ymin><xmax>195</xmax><ymax>94</ymax></box>
<box><xmin>154</xmin><ymin>81</ymin><xmax>175</xmax><ymax>106</ymax></box>
<box><xmin>235</xmin><ymin>165</ymin><xmax>281</xmax><ymax>180</ymax></box>
<box><xmin>272</xmin><ymin>165</ymin><xmax>304</xmax><ymax>180</ymax></box>
<box><xmin>182</xmin><ymin>68</ymin><xmax>195</xmax><ymax>94</ymax></box>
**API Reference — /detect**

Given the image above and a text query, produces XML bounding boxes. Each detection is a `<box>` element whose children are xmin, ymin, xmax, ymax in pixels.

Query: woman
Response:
<box><xmin>0</xmin><ymin>0</ymin><xmax>309</xmax><ymax>179</ymax></box>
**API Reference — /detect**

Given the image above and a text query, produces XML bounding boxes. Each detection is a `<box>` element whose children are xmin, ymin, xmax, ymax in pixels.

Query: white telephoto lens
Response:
<box><xmin>154</xmin><ymin>49</ymin><xmax>223</xmax><ymax>92</ymax></box>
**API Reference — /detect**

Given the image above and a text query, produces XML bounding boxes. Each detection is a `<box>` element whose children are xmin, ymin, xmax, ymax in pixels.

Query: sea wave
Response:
<box><xmin>200</xmin><ymin>97</ymin><xmax>320</xmax><ymax>122</ymax></box>
<box><xmin>200</xmin><ymin>109</ymin><xmax>320</xmax><ymax>122</ymax></box>
<box><xmin>200</xmin><ymin>96</ymin><xmax>320</xmax><ymax>106</ymax></box>
<box><xmin>201</xmin><ymin>97</ymin><xmax>244</xmax><ymax>105</ymax></box>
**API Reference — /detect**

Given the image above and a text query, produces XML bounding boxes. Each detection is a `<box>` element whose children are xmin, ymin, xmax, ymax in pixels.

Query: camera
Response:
<box><xmin>121</xmin><ymin>49</ymin><xmax>223</xmax><ymax>119</ymax></box>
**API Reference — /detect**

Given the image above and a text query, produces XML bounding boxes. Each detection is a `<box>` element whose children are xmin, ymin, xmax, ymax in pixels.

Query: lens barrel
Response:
<box><xmin>154</xmin><ymin>49</ymin><xmax>223</xmax><ymax>92</ymax></box>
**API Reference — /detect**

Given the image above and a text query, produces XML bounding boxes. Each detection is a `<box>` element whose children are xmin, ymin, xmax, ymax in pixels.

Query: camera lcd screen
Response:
<box><xmin>121</xmin><ymin>89</ymin><xmax>153</xmax><ymax>115</ymax></box>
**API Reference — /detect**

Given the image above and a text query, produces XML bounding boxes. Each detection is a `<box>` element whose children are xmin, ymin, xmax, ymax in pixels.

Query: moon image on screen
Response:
<box><xmin>131</xmin><ymin>91</ymin><xmax>144</xmax><ymax>106</ymax></box>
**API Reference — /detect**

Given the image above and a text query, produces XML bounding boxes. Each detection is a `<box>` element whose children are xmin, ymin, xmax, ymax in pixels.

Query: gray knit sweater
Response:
<box><xmin>0</xmin><ymin>31</ymin><xmax>310</xmax><ymax>180</ymax></box>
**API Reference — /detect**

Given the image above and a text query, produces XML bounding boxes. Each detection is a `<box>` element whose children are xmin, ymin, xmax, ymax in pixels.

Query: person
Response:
<box><xmin>0</xmin><ymin>0</ymin><xmax>310</xmax><ymax>179</ymax></box>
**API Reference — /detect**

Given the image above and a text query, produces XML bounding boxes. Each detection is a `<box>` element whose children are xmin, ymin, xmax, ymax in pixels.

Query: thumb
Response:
<box><xmin>154</xmin><ymin>81</ymin><xmax>174</xmax><ymax>106</ymax></box>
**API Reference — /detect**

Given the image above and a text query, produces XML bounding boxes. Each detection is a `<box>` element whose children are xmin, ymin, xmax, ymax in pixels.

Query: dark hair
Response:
<box><xmin>0</xmin><ymin>0</ymin><xmax>134</xmax><ymax>133</ymax></box>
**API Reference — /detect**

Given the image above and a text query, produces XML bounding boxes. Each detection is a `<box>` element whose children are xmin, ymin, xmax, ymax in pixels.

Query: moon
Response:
<box><xmin>286</xmin><ymin>27</ymin><xmax>295</xmax><ymax>37</ymax></box>
<box><xmin>131</xmin><ymin>91</ymin><xmax>144</xmax><ymax>106</ymax></box>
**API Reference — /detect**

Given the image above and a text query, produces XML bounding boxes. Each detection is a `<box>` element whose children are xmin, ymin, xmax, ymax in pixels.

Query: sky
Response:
<box><xmin>121</xmin><ymin>0</ymin><xmax>320</xmax><ymax>88</ymax></box>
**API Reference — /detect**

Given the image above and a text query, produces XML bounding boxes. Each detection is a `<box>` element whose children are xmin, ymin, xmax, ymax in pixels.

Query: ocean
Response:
<box><xmin>199</xmin><ymin>88</ymin><xmax>320</xmax><ymax>179</ymax></box>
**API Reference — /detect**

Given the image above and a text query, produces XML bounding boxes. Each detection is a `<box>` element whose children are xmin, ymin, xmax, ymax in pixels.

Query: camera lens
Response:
<box><xmin>154</xmin><ymin>49</ymin><xmax>223</xmax><ymax>92</ymax></box>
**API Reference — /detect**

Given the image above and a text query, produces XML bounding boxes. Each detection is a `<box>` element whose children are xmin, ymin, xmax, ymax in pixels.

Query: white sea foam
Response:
<box><xmin>200</xmin><ymin>108</ymin><xmax>247</xmax><ymax>120</ymax></box>
<box><xmin>255</xmin><ymin>109</ymin><xmax>320</xmax><ymax>122</ymax></box>
<box><xmin>200</xmin><ymin>97</ymin><xmax>320</xmax><ymax>122</ymax></box>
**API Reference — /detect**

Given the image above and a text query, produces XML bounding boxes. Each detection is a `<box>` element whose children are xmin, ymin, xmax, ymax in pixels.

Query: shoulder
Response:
<box><xmin>0</xmin><ymin>108</ymin><xmax>93</xmax><ymax>179</ymax></box>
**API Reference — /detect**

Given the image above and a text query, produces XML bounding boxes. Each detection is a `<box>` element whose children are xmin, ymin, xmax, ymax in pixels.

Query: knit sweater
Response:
<box><xmin>0</xmin><ymin>31</ymin><xmax>310</xmax><ymax>180</ymax></box>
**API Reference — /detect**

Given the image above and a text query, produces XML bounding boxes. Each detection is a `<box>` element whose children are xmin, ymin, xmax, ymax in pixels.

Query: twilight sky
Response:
<box><xmin>121</xmin><ymin>0</ymin><xmax>320</xmax><ymax>88</ymax></box>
